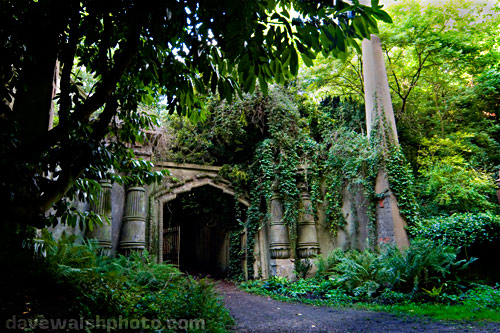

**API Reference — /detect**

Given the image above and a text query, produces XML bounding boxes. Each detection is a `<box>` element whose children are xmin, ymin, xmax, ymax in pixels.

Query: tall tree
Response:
<box><xmin>297</xmin><ymin>0</ymin><xmax>500</xmax><ymax>162</ymax></box>
<box><xmin>0</xmin><ymin>0</ymin><xmax>391</xmax><ymax>228</ymax></box>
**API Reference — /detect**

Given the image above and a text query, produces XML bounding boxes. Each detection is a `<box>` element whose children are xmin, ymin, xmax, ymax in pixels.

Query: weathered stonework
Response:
<box><xmin>296</xmin><ymin>182</ymin><xmax>320</xmax><ymax>258</ymax></box>
<box><xmin>268</xmin><ymin>183</ymin><xmax>291</xmax><ymax>259</ymax></box>
<box><xmin>120</xmin><ymin>186</ymin><xmax>147</xmax><ymax>254</ymax></box>
<box><xmin>361</xmin><ymin>19</ymin><xmax>410</xmax><ymax>250</ymax></box>
<box><xmin>374</xmin><ymin>170</ymin><xmax>409</xmax><ymax>249</ymax></box>
<box><xmin>338</xmin><ymin>184</ymin><xmax>373</xmax><ymax>251</ymax></box>
<box><xmin>87</xmin><ymin>180</ymin><xmax>113</xmax><ymax>253</ymax></box>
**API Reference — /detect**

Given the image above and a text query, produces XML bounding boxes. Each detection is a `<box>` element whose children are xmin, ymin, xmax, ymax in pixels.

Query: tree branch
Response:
<box><xmin>35</xmin><ymin>98</ymin><xmax>119</xmax><ymax>215</ymax></box>
<box><xmin>59</xmin><ymin>6</ymin><xmax>81</xmax><ymax>125</ymax></box>
<box><xmin>21</xmin><ymin>19</ymin><xmax>142</xmax><ymax>158</ymax></box>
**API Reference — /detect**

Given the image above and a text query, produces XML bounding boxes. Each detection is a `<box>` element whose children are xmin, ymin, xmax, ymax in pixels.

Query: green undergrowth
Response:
<box><xmin>1</xmin><ymin>230</ymin><xmax>233</xmax><ymax>332</ymax></box>
<box><xmin>240</xmin><ymin>283</ymin><xmax>500</xmax><ymax>322</ymax></box>
<box><xmin>240</xmin><ymin>239</ymin><xmax>500</xmax><ymax>322</ymax></box>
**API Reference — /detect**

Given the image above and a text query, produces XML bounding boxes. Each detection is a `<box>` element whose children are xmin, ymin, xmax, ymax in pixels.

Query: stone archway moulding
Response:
<box><xmin>147</xmin><ymin>161</ymin><xmax>249</xmax><ymax>262</ymax></box>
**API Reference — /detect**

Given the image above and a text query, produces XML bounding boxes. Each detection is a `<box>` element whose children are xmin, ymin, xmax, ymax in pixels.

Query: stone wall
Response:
<box><xmin>51</xmin><ymin>161</ymin><xmax>408</xmax><ymax>281</ymax></box>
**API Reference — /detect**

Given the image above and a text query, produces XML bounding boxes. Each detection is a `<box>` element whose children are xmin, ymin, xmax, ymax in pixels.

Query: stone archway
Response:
<box><xmin>147</xmin><ymin>162</ymin><xmax>249</xmax><ymax>267</ymax></box>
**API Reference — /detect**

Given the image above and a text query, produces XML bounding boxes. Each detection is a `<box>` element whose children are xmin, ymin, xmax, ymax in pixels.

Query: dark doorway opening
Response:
<box><xmin>163</xmin><ymin>186</ymin><xmax>245</xmax><ymax>278</ymax></box>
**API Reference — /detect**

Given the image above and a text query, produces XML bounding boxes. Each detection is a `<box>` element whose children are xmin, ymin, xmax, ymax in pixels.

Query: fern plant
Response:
<box><xmin>314</xmin><ymin>239</ymin><xmax>473</xmax><ymax>301</ymax></box>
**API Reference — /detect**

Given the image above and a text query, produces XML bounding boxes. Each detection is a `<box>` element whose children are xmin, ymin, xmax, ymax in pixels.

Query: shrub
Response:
<box><xmin>416</xmin><ymin>132</ymin><xmax>497</xmax><ymax>215</ymax></box>
<box><xmin>411</xmin><ymin>213</ymin><xmax>500</xmax><ymax>248</ymax></box>
<box><xmin>314</xmin><ymin>239</ymin><xmax>471</xmax><ymax>301</ymax></box>
<box><xmin>22</xmin><ymin>232</ymin><xmax>234</xmax><ymax>332</ymax></box>
<box><xmin>262</xmin><ymin>276</ymin><xmax>289</xmax><ymax>295</ymax></box>
<box><xmin>459</xmin><ymin>284</ymin><xmax>500</xmax><ymax>311</ymax></box>
<box><xmin>294</xmin><ymin>259</ymin><xmax>313</xmax><ymax>279</ymax></box>
<box><xmin>243</xmin><ymin>241</ymin><xmax>475</xmax><ymax>307</ymax></box>
<box><xmin>328</xmin><ymin>250</ymin><xmax>382</xmax><ymax>300</ymax></box>
<box><xmin>378</xmin><ymin>240</ymin><xmax>468</xmax><ymax>295</ymax></box>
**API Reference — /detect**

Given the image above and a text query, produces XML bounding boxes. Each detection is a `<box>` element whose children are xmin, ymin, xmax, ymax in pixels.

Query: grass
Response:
<box><xmin>380</xmin><ymin>303</ymin><xmax>500</xmax><ymax>322</ymax></box>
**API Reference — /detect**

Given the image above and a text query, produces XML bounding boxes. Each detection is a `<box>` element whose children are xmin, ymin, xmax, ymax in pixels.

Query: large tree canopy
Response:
<box><xmin>296</xmin><ymin>0</ymin><xmax>500</xmax><ymax>216</ymax></box>
<box><xmin>0</xmin><ymin>0</ymin><xmax>390</xmax><ymax>228</ymax></box>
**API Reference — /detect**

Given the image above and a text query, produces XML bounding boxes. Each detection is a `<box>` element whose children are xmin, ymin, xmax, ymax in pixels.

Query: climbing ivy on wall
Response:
<box><xmin>386</xmin><ymin>146</ymin><xmax>421</xmax><ymax>226</ymax></box>
<box><xmin>158</xmin><ymin>87</ymin><xmax>422</xmax><ymax>278</ymax></box>
<box><xmin>322</xmin><ymin>129</ymin><xmax>381</xmax><ymax>235</ymax></box>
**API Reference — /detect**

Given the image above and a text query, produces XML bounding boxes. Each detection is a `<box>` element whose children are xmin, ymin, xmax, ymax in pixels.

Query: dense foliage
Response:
<box><xmin>3</xmin><ymin>0</ymin><xmax>500</xmax><ymax>326</ymax></box>
<box><xmin>412</xmin><ymin>213</ymin><xmax>500</xmax><ymax>249</ymax></box>
<box><xmin>297</xmin><ymin>0</ymin><xmax>500</xmax><ymax>218</ymax></box>
<box><xmin>0</xmin><ymin>232</ymin><xmax>233</xmax><ymax>332</ymax></box>
<box><xmin>241</xmin><ymin>241</ymin><xmax>500</xmax><ymax>321</ymax></box>
<box><xmin>239</xmin><ymin>212</ymin><xmax>500</xmax><ymax>320</ymax></box>
<box><xmin>0</xmin><ymin>0</ymin><xmax>390</xmax><ymax>231</ymax></box>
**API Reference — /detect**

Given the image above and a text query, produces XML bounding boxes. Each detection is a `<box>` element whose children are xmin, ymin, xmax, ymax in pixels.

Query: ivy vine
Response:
<box><xmin>159</xmin><ymin>87</ymin><xmax>422</xmax><ymax>280</ymax></box>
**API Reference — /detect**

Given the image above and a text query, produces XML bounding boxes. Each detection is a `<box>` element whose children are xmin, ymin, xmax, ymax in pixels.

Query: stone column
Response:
<box><xmin>296</xmin><ymin>182</ymin><xmax>320</xmax><ymax>258</ymax></box>
<box><xmin>120</xmin><ymin>186</ymin><xmax>147</xmax><ymax>255</ymax></box>
<box><xmin>362</xmin><ymin>34</ymin><xmax>399</xmax><ymax>143</ymax></box>
<box><xmin>87</xmin><ymin>180</ymin><xmax>113</xmax><ymax>253</ymax></box>
<box><xmin>268</xmin><ymin>182</ymin><xmax>291</xmax><ymax>259</ymax></box>
<box><xmin>361</xmin><ymin>8</ymin><xmax>409</xmax><ymax>249</ymax></box>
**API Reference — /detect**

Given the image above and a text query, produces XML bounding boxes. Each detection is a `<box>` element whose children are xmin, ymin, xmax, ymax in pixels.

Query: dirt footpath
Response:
<box><xmin>216</xmin><ymin>281</ymin><xmax>500</xmax><ymax>333</ymax></box>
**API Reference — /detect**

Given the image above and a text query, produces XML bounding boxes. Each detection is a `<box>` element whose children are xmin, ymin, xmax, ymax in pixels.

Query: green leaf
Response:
<box><xmin>290</xmin><ymin>48</ymin><xmax>299</xmax><ymax>75</ymax></box>
<box><xmin>243</xmin><ymin>74</ymin><xmax>256</xmax><ymax>94</ymax></box>
<box><xmin>301</xmin><ymin>53</ymin><xmax>314</xmax><ymax>67</ymax></box>
<box><xmin>259</xmin><ymin>75</ymin><xmax>268</xmax><ymax>96</ymax></box>
<box><xmin>373</xmin><ymin>10</ymin><xmax>393</xmax><ymax>24</ymax></box>
<box><xmin>210</xmin><ymin>71</ymin><xmax>218</xmax><ymax>94</ymax></box>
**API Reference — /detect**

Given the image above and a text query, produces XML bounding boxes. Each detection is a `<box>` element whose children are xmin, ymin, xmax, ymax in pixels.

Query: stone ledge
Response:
<box><xmin>153</xmin><ymin>161</ymin><xmax>222</xmax><ymax>173</ymax></box>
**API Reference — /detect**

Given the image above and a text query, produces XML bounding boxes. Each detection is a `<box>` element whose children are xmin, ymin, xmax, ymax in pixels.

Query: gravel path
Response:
<box><xmin>216</xmin><ymin>281</ymin><xmax>500</xmax><ymax>333</ymax></box>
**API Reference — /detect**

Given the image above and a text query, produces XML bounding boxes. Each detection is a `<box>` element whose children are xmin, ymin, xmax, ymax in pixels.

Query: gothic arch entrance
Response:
<box><xmin>162</xmin><ymin>186</ymin><xmax>245</xmax><ymax>277</ymax></box>
<box><xmin>148</xmin><ymin>162</ymin><xmax>249</xmax><ymax>277</ymax></box>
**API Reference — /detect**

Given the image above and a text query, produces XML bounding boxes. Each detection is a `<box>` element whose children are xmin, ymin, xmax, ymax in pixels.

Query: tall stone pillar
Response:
<box><xmin>269</xmin><ymin>182</ymin><xmax>291</xmax><ymax>259</ymax></box>
<box><xmin>362</xmin><ymin>34</ymin><xmax>398</xmax><ymax>143</ymax></box>
<box><xmin>120</xmin><ymin>186</ymin><xmax>147</xmax><ymax>255</ymax></box>
<box><xmin>87</xmin><ymin>180</ymin><xmax>112</xmax><ymax>253</ymax></box>
<box><xmin>296</xmin><ymin>182</ymin><xmax>320</xmax><ymax>258</ymax></box>
<box><xmin>361</xmin><ymin>3</ymin><xmax>409</xmax><ymax>249</ymax></box>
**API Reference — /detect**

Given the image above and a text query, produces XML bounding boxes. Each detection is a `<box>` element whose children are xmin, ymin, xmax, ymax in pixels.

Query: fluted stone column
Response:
<box><xmin>297</xmin><ymin>182</ymin><xmax>320</xmax><ymax>258</ymax></box>
<box><xmin>87</xmin><ymin>180</ymin><xmax>112</xmax><ymax>253</ymax></box>
<box><xmin>269</xmin><ymin>183</ymin><xmax>291</xmax><ymax>259</ymax></box>
<box><xmin>120</xmin><ymin>186</ymin><xmax>146</xmax><ymax>255</ymax></box>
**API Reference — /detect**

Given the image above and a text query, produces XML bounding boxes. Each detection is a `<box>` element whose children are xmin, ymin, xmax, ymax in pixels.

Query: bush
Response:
<box><xmin>18</xmin><ymin>232</ymin><xmax>234</xmax><ymax>332</ymax></box>
<box><xmin>314</xmin><ymin>239</ymin><xmax>472</xmax><ymax>301</ymax></box>
<box><xmin>327</xmin><ymin>250</ymin><xmax>382</xmax><ymax>300</ymax></box>
<box><xmin>294</xmin><ymin>259</ymin><xmax>312</xmax><ymax>279</ymax></box>
<box><xmin>378</xmin><ymin>240</ymin><xmax>470</xmax><ymax>295</ymax></box>
<box><xmin>262</xmin><ymin>276</ymin><xmax>289</xmax><ymax>295</ymax></box>
<box><xmin>460</xmin><ymin>284</ymin><xmax>500</xmax><ymax>311</ymax></box>
<box><xmin>243</xmin><ymin>241</ymin><xmax>476</xmax><ymax>308</ymax></box>
<box><xmin>416</xmin><ymin>132</ymin><xmax>497</xmax><ymax>215</ymax></box>
<box><xmin>411</xmin><ymin>213</ymin><xmax>500</xmax><ymax>248</ymax></box>
<box><xmin>412</xmin><ymin>213</ymin><xmax>500</xmax><ymax>283</ymax></box>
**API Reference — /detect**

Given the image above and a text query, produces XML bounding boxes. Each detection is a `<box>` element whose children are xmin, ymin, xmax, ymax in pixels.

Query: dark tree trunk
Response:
<box><xmin>13</xmin><ymin>54</ymin><xmax>58</xmax><ymax>141</ymax></box>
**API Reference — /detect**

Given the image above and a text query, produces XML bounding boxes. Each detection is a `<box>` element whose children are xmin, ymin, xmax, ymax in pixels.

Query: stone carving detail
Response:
<box><xmin>297</xmin><ymin>182</ymin><xmax>320</xmax><ymax>258</ymax></box>
<box><xmin>120</xmin><ymin>186</ymin><xmax>146</xmax><ymax>254</ymax></box>
<box><xmin>87</xmin><ymin>180</ymin><xmax>112</xmax><ymax>252</ymax></box>
<box><xmin>269</xmin><ymin>182</ymin><xmax>291</xmax><ymax>259</ymax></box>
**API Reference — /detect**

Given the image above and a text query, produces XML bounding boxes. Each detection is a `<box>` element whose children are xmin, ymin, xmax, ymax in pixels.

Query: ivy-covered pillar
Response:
<box><xmin>361</xmin><ymin>0</ymin><xmax>409</xmax><ymax>250</ymax></box>
<box><xmin>268</xmin><ymin>182</ymin><xmax>291</xmax><ymax>259</ymax></box>
<box><xmin>120</xmin><ymin>186</ymin><xmax>147</xmax><ymax>255</ymax></box>
<box><xmin>87</xmin><ymin>180</ymin><xmax>112</xmax><ymax>254</ymax></box>
<box><xmin>297</xmin><ymin>182</ymin><xmax>320</xmax><ymax>258</ymax></box>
